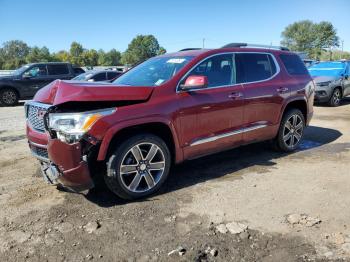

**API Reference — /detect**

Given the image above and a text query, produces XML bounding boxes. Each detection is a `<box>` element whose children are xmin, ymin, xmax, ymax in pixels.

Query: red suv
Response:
<box><xmin>25</xmin><ymin>43</ymin><xmax>315</xmax><ymax>200</ymax></box>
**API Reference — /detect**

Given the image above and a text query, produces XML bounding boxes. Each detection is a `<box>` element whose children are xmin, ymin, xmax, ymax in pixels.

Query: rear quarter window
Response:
<box><xmin>47</xmin><ymin>64</ymin><xmax>70</xmax><ymax>75</ymax></box>
<box><xmin>279</xmin><ymin>54</ymin><xmax>309</xmax><ymax>75</ymax></box>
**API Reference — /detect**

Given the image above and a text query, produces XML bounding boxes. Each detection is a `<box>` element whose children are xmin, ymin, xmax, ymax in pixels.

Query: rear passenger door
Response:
<box><xmin>236</xmin><ymin>53</ymin><xmax>285</xmax><ymax>143</ymax></box>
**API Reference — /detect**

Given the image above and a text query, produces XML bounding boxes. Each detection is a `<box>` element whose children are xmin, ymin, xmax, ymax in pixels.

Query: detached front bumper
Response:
<box><xmin>27</xmin><ymin>126</ymin><xmax>94</xmax><ymax>192</ymax></box>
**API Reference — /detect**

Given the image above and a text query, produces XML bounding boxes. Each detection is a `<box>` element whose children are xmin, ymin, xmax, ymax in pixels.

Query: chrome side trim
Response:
<box><xmin>176</xmin><ymin>52</ymin><xmax>281</xmax><ymax>93</ymax></box>
<box><xmin>190</xmin><ymin>124</ymin><xmax>267</xmax><ymax>146</ymax></box>
<box><xmin>28</xmin><ymin>141</ymin><xmax>47</xmax><ymax>148</ymax></box>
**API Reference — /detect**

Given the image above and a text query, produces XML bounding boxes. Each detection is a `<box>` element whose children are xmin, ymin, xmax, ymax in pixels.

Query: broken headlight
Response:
<box><xmin>48</xmin><ymin>108</ymin><xmax>116</xmax><ymax>143</ymax></box>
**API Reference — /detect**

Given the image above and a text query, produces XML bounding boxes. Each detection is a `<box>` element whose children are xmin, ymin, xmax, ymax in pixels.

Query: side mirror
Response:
<box><xmin>88</xmin><ymin>79</ymin><xmax>95</xmax><ymax>82</ymax></box>
<box><xmin>180</xmin><ymin>75</ymin><xmax>208</xmax><ymax>91</ymax></box>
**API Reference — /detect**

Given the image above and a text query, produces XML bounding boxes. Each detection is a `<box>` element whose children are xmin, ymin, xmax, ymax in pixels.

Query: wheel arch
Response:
<box><xmin>97</xmin><ymin>119</ymin><xmax>183</xmax><ymax>164</ymax></box>
<box><xmin>0</xmin><ymin>85</ymin><xmax>20</xmax><ymax>97</ymax></box>
<box><xmin>280</xmin><ymin>98</ymin><xmax>308</xmax><ymax>123</ymax></box>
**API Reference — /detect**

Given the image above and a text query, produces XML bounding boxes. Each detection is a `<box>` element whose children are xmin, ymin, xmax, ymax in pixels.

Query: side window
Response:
<box><xmin>235</xmin><ymin>53</ymin><xmax>277</xmax><ymax>83</ymax></box>
<box><xmin>107</xmin><ymin>71</ymin><xmax>120</xmax><ymax>80</ymax></box>
<box><xmin>279</xmin><ymin>54</ymin><xmax>308</xmax><ymax>75</ymax></box>
<box><xmin>47</xmin><ymin>64</ymin><xmax>70</xmax><ymax>75</ymax></box>
<box><xmin>23</xmin><ymin>65</ymin><xmax>47</xmax><ymax>78</ymax></box>
<box><xmin>92</xmin><ymin>72</ymin><xmax>107</xmax><ymax>81</ymax></box>
<box><xmin>187</xmin><ymin>54</ymin><xmax>235</xmax><ymax>87</ymax></box>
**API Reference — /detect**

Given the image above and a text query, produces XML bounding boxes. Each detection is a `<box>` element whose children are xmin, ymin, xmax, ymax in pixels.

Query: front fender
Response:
<box><xmin>96</xmin><ymin>116</ymin><xmax>183</xmax><ymax>163</ymax></box>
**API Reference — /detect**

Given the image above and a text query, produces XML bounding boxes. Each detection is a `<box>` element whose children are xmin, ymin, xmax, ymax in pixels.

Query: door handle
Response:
<box><xmin>228</xmin><ymin>92</ymin><xmax>243</xmax><ymax>99</ymax></box>
<box><xmin>277</xmin><ymin>87</ymin><xmax>289</xmax><ymax>93</ymax></box>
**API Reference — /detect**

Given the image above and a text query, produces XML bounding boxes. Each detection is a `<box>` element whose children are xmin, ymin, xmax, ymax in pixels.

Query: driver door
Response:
<box><xmin>177</xmin><ymin>53</ymin><xmax>244</xmax><ymax>159</ymax></box>
<box><xmin>19</xmin><ymin>65</ymin><xmax>50</xmax><ymax>97</ymax></box>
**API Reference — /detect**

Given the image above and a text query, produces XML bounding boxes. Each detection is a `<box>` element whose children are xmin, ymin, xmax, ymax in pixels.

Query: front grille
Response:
<box><xmin>26</xmin><ymin>103</ymin><xmax>49</xmax><ymax>132</ymax></box>
<box><xmin>30</xmin><ymin>145</ymin><xmax>49</xmax><ymax>161</ymax></box>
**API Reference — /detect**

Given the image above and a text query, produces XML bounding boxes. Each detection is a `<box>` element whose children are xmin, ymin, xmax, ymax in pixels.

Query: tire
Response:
<box><xmin>328</xmin><ymin>88</ymin><xmax>341</xmax><ymax>107</ymax></box>
<box><xmin>104</xmin><ymin>133</ymin><xmax>171</xmax><ymax>200</ymax></box>
<box><xmin>274</xmin><ymin>109</ymin><xmax>305</xmax><ymax>152</ymax></box>
<box><xmin>0</xmin><ymin>88</ymin><xmax>18</xmax><ymax>106</ymax></box>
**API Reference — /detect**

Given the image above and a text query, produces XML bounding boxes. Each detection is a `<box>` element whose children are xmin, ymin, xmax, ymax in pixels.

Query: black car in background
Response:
<box><xmin>72</xmin><ymin>70</ymin><xmax>122</xmax><ymax>82</ymax></box>
<box><xmin>0</xmin><ymin>62</ymin><xmax>85</xmax><ymax>106</ymax></box>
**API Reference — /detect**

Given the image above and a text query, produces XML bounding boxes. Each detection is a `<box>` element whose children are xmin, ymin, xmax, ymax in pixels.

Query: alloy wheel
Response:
<box><xmin>332</xmin><ymin>89</ymin><xmax>341</xmax><ymax>106</ymax></box>
<box><xmin>2</xmin><ymin>90</ymin><xmax>17</xmax><ymax>105</ymax></box>
<box><xmin>283</xmin><ymin>114</ymin><xmax>303</xmax><ymax>149</ymax></box>
<box><xmin>119</xmin><ymin>143</ymin><xmax>166</xmax><ymax>193</ymax></box>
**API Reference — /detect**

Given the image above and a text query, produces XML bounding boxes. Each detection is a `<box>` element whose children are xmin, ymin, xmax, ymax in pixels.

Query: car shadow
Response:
<box><xmin>84</xmin><ymin>125</ymin><xmax>342</xmax><ymax>207</ymax></box>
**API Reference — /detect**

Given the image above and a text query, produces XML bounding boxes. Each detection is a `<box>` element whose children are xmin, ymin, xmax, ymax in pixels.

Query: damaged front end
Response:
<box><xmin>26</xmin><ymin>101</ymin><xmax>116</xmax><ymax>192</ymax></box>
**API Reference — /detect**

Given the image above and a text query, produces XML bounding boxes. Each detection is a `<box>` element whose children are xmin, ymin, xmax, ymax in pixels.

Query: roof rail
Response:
<box><xmin>221</xmin><ymin>43</ymin><xmax>289</xmax><ymax>51</ymax></box>
<box><xmin>178</xmin><ymin>48</ymin><xmax>202</xmax><ymax>51</ymax></box>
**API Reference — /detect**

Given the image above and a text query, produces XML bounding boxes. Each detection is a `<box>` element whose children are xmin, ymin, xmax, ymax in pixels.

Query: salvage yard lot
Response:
<box><xmin>0</xmin><ymin>101</ymin><xmax>350</xmax><ymax>261</ymax></box>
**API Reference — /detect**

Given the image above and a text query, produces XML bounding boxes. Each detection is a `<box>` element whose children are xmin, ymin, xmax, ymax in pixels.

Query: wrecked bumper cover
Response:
<box><xmin>29</xmin><ymin>138</ymin><xmax>94</xmax><ymax>192</ymax></box>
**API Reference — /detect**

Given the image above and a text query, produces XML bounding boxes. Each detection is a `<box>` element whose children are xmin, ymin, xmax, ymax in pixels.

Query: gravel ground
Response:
<box><xmin>0</xmin><ymin>100</ymin><xmax>350</xmax><ymax>262</ymax></box>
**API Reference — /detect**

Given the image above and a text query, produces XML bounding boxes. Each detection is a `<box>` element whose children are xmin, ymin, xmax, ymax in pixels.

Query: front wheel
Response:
<box><xmin>0</xmin><ymin>88</ymin><xmax>18</xmax><ymax>106</ymax></box>
<box><xmin>104</xmin><ymin>134</ymin><xmax>171</xmax><ymax>200</ymax></box>
<box><xmin>274</xmin><ymin>109</ymin><xmax>305</xmax><ymax>152</ymax></box>
<box><xmin>328</xmin><ymin>88</ymin><xmax>341</xmax><ymax>107</ymax></box>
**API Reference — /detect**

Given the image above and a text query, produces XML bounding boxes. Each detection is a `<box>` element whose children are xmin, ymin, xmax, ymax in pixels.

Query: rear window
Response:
<box><xmin>47</xmin><ymin>64</ymin><xmax>70</xmax><ymax>75</ymax></box>
<box><xmin>280</xmin><ymin>54</ymin><xmax>308</xmax><ymax>75</ymax></box>
<box><xmin>235</xmin><ymin>53</ymin><xmax>277</xmax><ymax>83</ymax></box>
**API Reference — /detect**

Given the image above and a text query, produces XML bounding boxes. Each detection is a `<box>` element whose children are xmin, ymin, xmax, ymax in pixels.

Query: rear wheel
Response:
<box><xmin>274</xmin><ymin>109</ymin><xmax>305</xmax><ymax>152</ymax></box>
<box><xmin>328</xmin><ymin>88</ymin><xmax>341</xmax><ymax>107</ymax></box>
<box><xmin>0</xmin><ymin>88</ymin><xmax>18</xmax><ymax>106</ymax></box>
<box><xmin>104</xmin><ymin>134</ymin><xmax>171</xmax><ymax>200</ymax></box>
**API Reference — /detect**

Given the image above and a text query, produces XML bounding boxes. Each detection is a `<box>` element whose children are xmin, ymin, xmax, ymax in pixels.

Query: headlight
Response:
<box><xmin>48</xmin><ymin>108</ymin><xmax>116</xmax><ymax>143</ymax></box>
<box><xmin>316</xmin><ymin>81</ymin><xmax>331</xmax><ymax>87</ymax></box>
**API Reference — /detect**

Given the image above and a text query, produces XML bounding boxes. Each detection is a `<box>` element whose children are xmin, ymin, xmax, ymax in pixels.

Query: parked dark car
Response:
<box><xmin>0</xmin><ymin>62</ymin><xmax>85</xmax><ymax>106</ymax></box>
<box><xmin>25</xmin><ymin>43</ymin><xmax>314</xmax><ymax>200</ymax></box>
<box><xmin>308</xmin><ymin>61</ymin><xmax>350</xmax><ymax>106</ymax></box>
<box><xmin>72</xmin><ymin>70</ymin><xmax>121</xmax><ymax>82</ymax></box>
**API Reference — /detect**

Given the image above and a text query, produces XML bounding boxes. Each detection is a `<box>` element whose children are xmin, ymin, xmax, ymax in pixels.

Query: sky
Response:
<box><xmin>0</xmin><ymin>0</ymin><xmax>349</xmax><ymax>53</ymax></box>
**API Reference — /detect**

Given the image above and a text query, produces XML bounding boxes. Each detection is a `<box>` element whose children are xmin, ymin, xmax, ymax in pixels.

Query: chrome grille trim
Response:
<box><xmin>25</xmin><ymin>101</ymin><xmax>51</xmax><ymax>133</ymax></box>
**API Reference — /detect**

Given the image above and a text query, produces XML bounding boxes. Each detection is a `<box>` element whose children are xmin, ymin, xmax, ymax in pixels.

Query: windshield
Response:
<box><xmin>12</xmin><ymin>65</ymin><xmax>30</xmax><ymax>75</ymax></box>
<box><xmin>113</xmin><ymin>56</ymin><xmax>194</xmax><ymax>86</ymax></box>
<box><xmin>73</xmin><ymin>72</ymin><xmax>94</xmax><ymax>80</ymax></box>
<box><xmin>308</xmin><ymin>62</ymin><xmax>346</xmax><ymax>77</ymax></box>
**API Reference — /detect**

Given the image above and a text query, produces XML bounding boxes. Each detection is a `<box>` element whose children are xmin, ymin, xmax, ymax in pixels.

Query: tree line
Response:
<box><xmin>0</xmin><ymin>35</ymin><xmax>166</xmax><ymax>70</ymax></box>
<box><xmin>1</xmin><ymin>21</ymin><xmax>349</xmax><ymax>70</ymax></box>
<box><xmin>281</xmin><ymin>20</ymin><xmax>350</xmax><ymax>60</ymax></box>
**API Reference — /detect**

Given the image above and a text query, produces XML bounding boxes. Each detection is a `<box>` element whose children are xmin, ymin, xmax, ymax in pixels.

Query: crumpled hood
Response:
<box><xmin>312</xmin><ymin>75</ymin><xmax>338</xmax><ymax>83</ymax></box>
<box><xmin>33</xmin><ymin>80</ymin><xmax>154</xmax><ymax>105</ymax></box>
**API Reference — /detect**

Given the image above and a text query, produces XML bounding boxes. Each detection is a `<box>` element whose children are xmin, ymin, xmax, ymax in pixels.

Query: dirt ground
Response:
<box><xmin>0</xmin><ymin>100</ymin><xmax>350</xmax><ymax>262</ymax></box>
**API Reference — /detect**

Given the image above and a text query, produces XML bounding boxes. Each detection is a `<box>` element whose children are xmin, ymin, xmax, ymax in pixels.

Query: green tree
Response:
<box><xmin>53</xmin><ymin>50</ymin><xmax>70</xmax><ymax>62</ymax></box>
<box><xmin>281</xmin><ymin>20</ymin><xmax>339</xmax><ymax>60</ymax></box>
<box><xmin>82</xmin><ymin>49</ymin><xmax>99</xmax><ymax>66</ymax></box>
<box><xmin>69</xmin><ymin>42</ymin><xmax>84</xmax><ymax>66</ymax></box>
<box><xmin>121</xmin><ymin>35</ymin><xmax>165</xmax><ymax>65</ymax></box>
<box><xmin>26</xmin><ymin>46</ymin><xmax>52</xmax><ymax>63</ymax></box>
<box><xmin>0</xmin><ymin>40</ymin><xmax>30</xmax><ymax>69</ymax></box>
